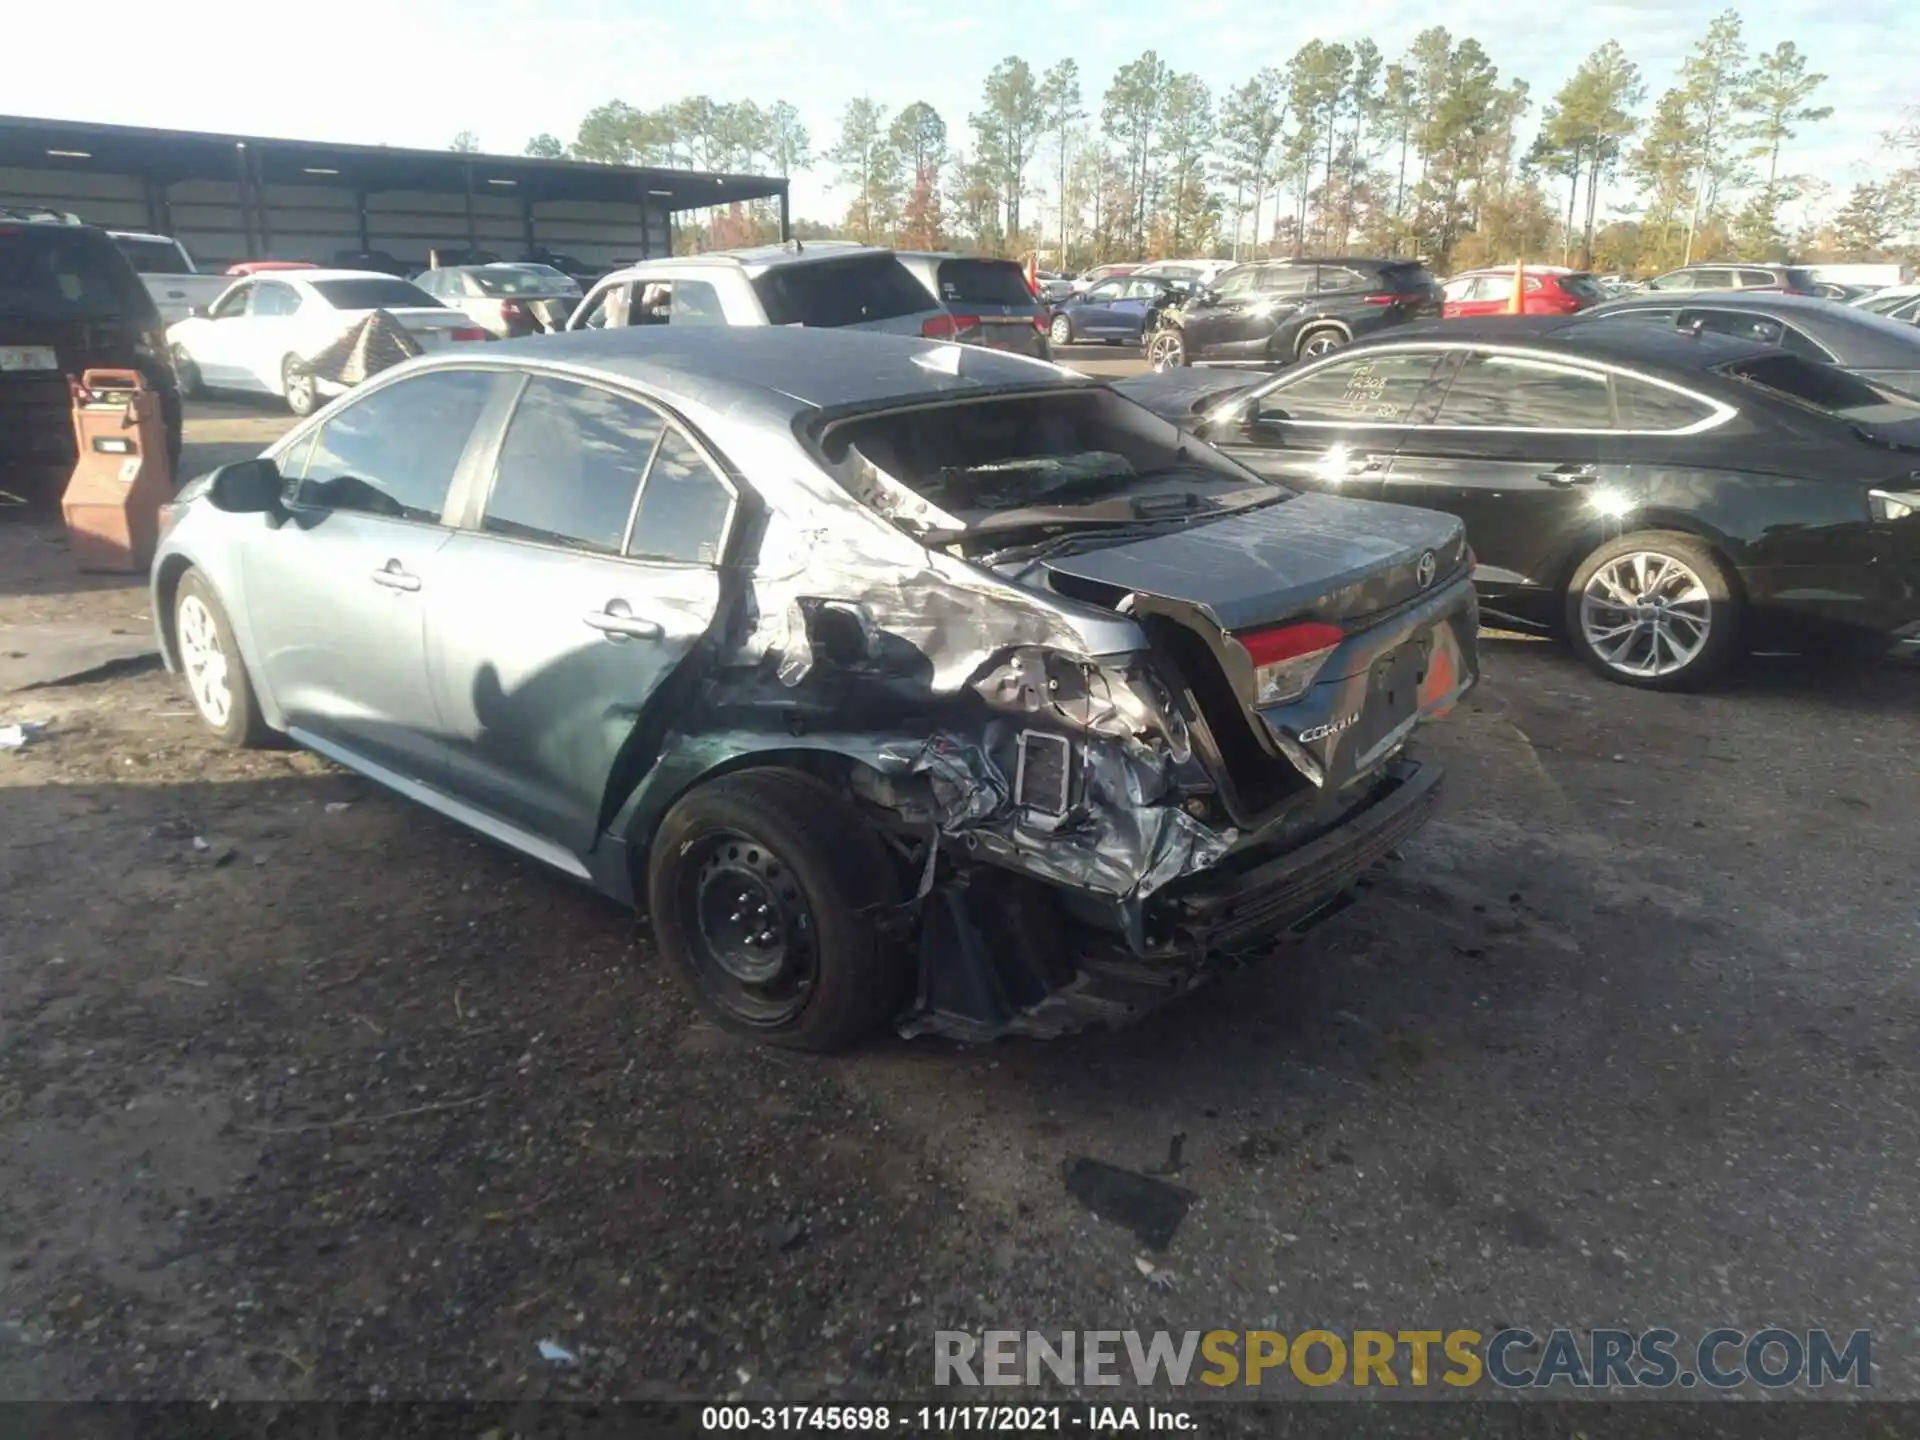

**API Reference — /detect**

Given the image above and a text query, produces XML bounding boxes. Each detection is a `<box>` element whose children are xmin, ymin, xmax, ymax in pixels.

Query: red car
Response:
<box><xmin>224</xmin><ymin>260</ymin><xmax>319</xmax><ymax>276</ymax></box>
<box><xmin>1441</xmin><ymin>268</ymin><xmax>1605</xmax><ymax>318</ymax></box>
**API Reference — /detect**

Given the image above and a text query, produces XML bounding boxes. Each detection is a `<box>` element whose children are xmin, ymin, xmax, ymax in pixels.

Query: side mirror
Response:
<box><xmin>207</xmin><ymin>457</ymin><xmax>287</xmax><ymax>519</ymax></box>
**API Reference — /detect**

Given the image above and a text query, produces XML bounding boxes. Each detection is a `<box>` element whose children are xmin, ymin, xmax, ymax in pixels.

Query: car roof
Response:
<box><xmin>107</xmin><ymin>229</ymin><xmax>177</xmax><ymax>244</ymax></box>
<box><xmin>1373</xmin><ymin>315</ymin><xmax>1785</xmax><ymax>369</ymax></box>
<box><xmin>595</xmin><ymin>242</ymin><xmax>894</xmax><ymax>283</ymax></box>
<box><xmin>249</xmin><ymin>268</ymin><xmax>418</xmax><ymax>286</ymax></box>
<box><xmin>1661</xmin><ymin>261</ymin><xmax>1797</xmax><ymax>272</ymax></box>
<box><xmin>1597</xmin><ymin>291</ymin><xmax>1857</xmax><ymax>315</ymax></box>
<box><xmin>1259</xmin><ymin>255</ymin><xmax>1411</xmax><ymax>268</ymax></box>
<box><xmin>456</xmin><ymin>325</ymin><xmax>1088</xmax><ymax>418</ymax></box>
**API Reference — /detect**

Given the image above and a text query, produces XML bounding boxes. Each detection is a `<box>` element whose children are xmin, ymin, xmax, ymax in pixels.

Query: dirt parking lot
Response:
<box><xmin>2</xmin><ymin>398</ymin><xmax>1918</xmax><ymax>1408</ymax></box>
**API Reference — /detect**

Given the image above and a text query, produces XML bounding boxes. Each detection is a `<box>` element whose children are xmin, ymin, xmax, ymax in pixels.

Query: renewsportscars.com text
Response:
<box><xmin>935</xmin><ymin>1327</ymin><xmax>1872</xmax><ymax>1390</ymax></box>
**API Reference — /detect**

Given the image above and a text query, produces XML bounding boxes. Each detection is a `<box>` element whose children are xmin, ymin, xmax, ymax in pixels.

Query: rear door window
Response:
<box><xmin>1259</xmin><ymin>350</ymin><xmax>1445</xmax><ymax>424</ymax></box>
<box><xmin>1256</xmin><ymin>266</ymin><xmax>1315</xmax><ymax>297</ymax></box>
<box><xmin>1433</xmin><ymin>352</ymin><xmax>1615</xmax><ymax>429</ymax></box>
<box><xmin>629</xmin><ymin>430</ymin><xmax>736</xmax><ymax>565</ymax></box>
<box><xmin>935</xmin><ymin>259</ymin><xmax>1035</xmax><ymax>306</ymax></box>
<box><xmin>299</xmin><ymin>369</ymin><xmax>501</xmax><ymax>522</ymax></box>
<box><xmin>1689</xmin><ymin>269</ymin><xmax>1737</xmax><ymax>290</ymax></box>
<box><xmin>484</xmin><ymin>377</ymin><xmax>664</xmax><ymax>554</ymax></box>
<box><xmin>752</xmin><ymin>254</ymin><xmax>934</xmax><ymax>327</ymax></box>
<box><xmin>1723</xmin><ymin>354</ymin><xmax>1900</xmax><ymax>413</ymax></box>
<box><xmin>1214</xmin><ymin>267</ymin><xmax>1259</xmax><ymax>296</ymax></box>
<box><xmin>1737</xmin><ymin>269</ymin><xmax>1780</xmax><ymax>288</ymax></box>
<box><xmin>1314</xmin><ymin>266</ymin><xmax>1372</xmax><ymax>293</ymax></box>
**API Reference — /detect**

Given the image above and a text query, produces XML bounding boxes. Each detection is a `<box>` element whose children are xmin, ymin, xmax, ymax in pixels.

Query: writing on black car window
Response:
<box><xmin>1259</xmin><ymin>352</ymin><xmax>1442</xmax><ymax>424</ymax></box>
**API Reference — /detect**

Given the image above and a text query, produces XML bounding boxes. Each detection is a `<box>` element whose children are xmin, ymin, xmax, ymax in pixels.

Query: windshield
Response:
<box><xmin>470</xmin><ymin>266</ymin><xmax>580</xmax><ymax>297</ymax></box>
<box><xmin>752</xmin><ymin>254</ymin><xmax>933</xmax><ymax>327</ymax></box>
<box><xmin>112</xmin><ymin>235</ymin><xmax>192</xmax><ymax>275</ymax></box>
<box><xmin>0</xmin><ymin>226</ymin><xmax>155</xmax><ymax>322</ymax></box>
<box><xmin>311</xmin><ymin>278</ymin><xmax>442</xmax><ymax>311</ymax></box>
<box><xmin>1561</xmin><ymin>273</ymin><xmax>1606</xmax><ymax>302</ymax></box>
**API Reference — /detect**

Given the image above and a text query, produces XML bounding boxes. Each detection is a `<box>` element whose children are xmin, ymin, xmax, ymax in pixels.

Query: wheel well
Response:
<box><xmin>1548</xmin><ymin>520</ymin><xmax>1748</xmax><ymax>631</ymax></box>
<box><xmin>1290</xmin><ymin>320</ymin><xmax>1350</xmax><ymax>355</ymax></box>
<box><xmin>153</xmin><ymin>555</ymin><xmax>195</xmax><ymax>667</ymax></box>
<box><xmin>624</xmin><ymin>746</ymin><xmax>907</xmax><ymax>893</ymax></box>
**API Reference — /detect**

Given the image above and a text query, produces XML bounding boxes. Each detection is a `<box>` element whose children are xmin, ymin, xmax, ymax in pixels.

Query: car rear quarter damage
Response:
<box><xmin>609</xmin><ymin>381</ymin><xmax>1479</xmax><ymax>1041</ymax></box>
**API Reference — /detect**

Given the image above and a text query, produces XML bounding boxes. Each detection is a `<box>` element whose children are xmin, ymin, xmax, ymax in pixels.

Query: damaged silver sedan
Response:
<box><xmin>150</xmin><ymin>327</ymin><xmax>1479</xmax><ymax>1048</ymax></box>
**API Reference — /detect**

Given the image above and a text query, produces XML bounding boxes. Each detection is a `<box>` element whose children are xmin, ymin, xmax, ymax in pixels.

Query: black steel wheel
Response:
<box><xmin>646</xmin><ymin>769</ymin><xmax>907</xmax><ymax>1050</ymax></box>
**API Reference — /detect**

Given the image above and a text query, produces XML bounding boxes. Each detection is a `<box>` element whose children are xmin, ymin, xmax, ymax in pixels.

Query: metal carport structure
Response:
<box><xmin>0</xmin><ymin>114</ymin><xmax>790</xmax><ymax>273</ymax></box>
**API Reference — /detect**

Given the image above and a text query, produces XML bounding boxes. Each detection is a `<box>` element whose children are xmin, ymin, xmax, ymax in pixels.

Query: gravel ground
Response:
<box><xmin>1</xmin><ymin>398</ymin><xmax>1916</xmax><ymax>1412</ymax></box>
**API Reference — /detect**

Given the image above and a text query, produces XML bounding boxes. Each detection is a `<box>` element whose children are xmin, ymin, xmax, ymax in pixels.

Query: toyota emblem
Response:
<box><xmin>1416</xmin><ymin>550</ymin><xmax>1437</xmax><ymax>590</ymax></box>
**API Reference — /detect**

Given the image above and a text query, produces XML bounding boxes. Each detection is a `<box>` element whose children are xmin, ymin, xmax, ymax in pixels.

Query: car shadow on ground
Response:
<box><xmin>1477</xmin><ymin>628</ymin><xmax>1920</xmax><ymax>718</ymax></box>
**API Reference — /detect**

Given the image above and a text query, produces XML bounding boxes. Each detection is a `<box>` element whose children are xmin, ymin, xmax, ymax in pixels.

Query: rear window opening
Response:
<box><xmin>933</xmin><ymin>258</ymin><xmax>1035</xmax><ymax>307</ymax></box>
<box><xmin>469</xmin><ymin>266</ymin><xmax>579</xmax><ymax>297</ymax></box>
<box><xmin>111</xmin><ymin>236</ymin><xmax>193</xmax><ymax>276</ymax></box>
<box><xmin>752</xmin><ymin>255</ymin><xmax>934</xmax><ymax>328</ymax></box>
<box><xmin>1381</xmin><ymin>262</ymin><xmax>1438</xmax><ymax>293</ymax></box>
<box><xmin>1723</xmin><ymin>354</ymin><xmax>1915</xmax><ymax>416</ymax></box>
<box><xmin>311</xmin><ymin>278</ymin><xmax>442</xmax><ymax>311</ymax></box>
<box><xmin>0</xmin><ymin>227</ymin><xmax>154</xmax><ymax>321</ymax></box>
<box><xmin>1559</xmin><ymin>273</ymin><xmax>1606</xmax><ymax>302</ymax></box>
<box><xmin>815</xmin><ymin>388</ymin><xmax>1278</xmax><ymax>528</ymax></box>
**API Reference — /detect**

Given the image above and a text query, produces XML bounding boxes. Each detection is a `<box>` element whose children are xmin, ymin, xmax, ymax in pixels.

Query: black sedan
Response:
<box><xmin>1116</xmin><ymin>317</ymin><xmax>1920</xmax><ymax>690</ymax></box>
<box><xmin>1574</xmin><ymin>291</ymin><xmax>1920</xmax><ymax>395</ymax></box>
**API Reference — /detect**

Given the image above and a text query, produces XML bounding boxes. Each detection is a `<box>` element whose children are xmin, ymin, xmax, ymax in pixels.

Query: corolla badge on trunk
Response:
<box><xmin>1416</xmin><ymin>550</ymin><xmax>1437</xmax><ymax>589</ymax></box>
<box><xmin>1297</xmin><ymin>712</ymin><xmax>1362</xmax><ymax>744</ymax></box>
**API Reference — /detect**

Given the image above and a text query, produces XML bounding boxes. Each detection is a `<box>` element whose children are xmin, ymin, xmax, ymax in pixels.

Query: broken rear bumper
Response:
<box><xmin>1148</xmin><ymin>759</ymin><xmax>1442</xmax><ymax>954</ymax></box>
<box><xmin>902</xmin><ymin>758</ymin><xmax>1441</xmax><ymax>1041</ymax></box>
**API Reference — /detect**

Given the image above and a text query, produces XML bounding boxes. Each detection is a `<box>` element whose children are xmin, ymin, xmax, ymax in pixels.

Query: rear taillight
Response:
<box><xmin>1361</xmin><ymin>294</ymin><xmax>1399</xmax><ymax>306</ymax></box>
<box><xmin>499</xmin><ymin>299</ymin><xmax>527</xmax><ymax>318</ymax></box>
<box><xmin>1033</xmin><ymin>314</ymin><xmax>1048</xmax><ymax>333</ymax></box>
<box><xmin>450</xmin><ymin>326</ymin><xmax>488</xmax><ymax>342</ymax></box>
<box><xmin>1235</xmin><ymin>620</ymin><xmax>1345</xmax><ymax>707</ymax></box>
<box><xmin>922</xmin><ymin>313</ymin><xmax>981</xmax><ymax>339</ymax></box>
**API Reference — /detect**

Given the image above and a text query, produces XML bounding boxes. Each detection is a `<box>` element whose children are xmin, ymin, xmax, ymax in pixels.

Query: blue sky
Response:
<box><xmin>9</xmin><ymin>0</ymin><xmax>1913</xmax><ymax>226</ymax></box>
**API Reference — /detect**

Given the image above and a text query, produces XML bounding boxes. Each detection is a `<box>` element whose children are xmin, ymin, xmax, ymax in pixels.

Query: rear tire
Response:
<box><xmin>1049</xmin><ymin>313</ymin><xmax>1074</xmax><ymax>345</ymax></box>
<box><xmin>1147</xmin><ymin>328</ymin><xmax>1187</xmax><ymax>370</ymax></box>
<box><xmin>647</xmin><ymin>769</ymin><xmax>908</xmax><ymax>1052</ymax></box>
<box><xmin>1294</xmin><ymin>326</ymin><xmax>1347</xmax><ymax>362</ymax></box>
<box><xmin>282</xmin><ymin>356</ymin><xmax>318</xmax><ymax>417</ymax></box>
<box><xmin>1565</xmin><ymin>531</ymin><xmax>1743</xmax><ymax>691</ymax></box>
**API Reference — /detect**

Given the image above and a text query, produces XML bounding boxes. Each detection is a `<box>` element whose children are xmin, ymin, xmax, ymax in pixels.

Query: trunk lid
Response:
<box><xmin>1111</xmin><ymin>368</ymin><xmax>1265</xmax><ymax>424</ymax></box>
<box><xmin>1042</xmin><ymin>491</ymin><xmax>1476</xmax><ymax>811</ymax></box>
<box><xmin>1042</xmin><ymin>490</ymin><xmax>1468</xmax><ymax>649</ymax></box>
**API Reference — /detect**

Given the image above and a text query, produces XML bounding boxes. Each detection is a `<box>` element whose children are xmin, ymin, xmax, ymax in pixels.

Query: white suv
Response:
<box><xmin>567</xmin><ymin>242</ymin><xmax>946</xmax><ymax>335</ymax></box>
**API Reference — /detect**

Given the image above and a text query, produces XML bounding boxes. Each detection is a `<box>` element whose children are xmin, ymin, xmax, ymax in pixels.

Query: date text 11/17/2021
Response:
<box><xmin>700</xmin><ymin>1405</ymin><xmax>1196</xmax><ymax>1432</ymax></box>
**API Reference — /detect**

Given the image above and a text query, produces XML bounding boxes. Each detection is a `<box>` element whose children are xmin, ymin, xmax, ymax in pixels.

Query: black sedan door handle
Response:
<box><xmin>1539</xmin><ymin>464</ymin><xmax>1598</xmax><ymax>486</ymax></box>
<box><xmin>584</xmin><ymin>600</ymin><xmax>663</xmax><ymax>641</ymax></box>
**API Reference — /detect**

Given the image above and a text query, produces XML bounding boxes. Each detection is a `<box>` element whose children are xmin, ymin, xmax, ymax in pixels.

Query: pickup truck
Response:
<box><xmin>109</xmin><ymin>232</ymin><xmax>236</xmax><ymax>326</ymax></box>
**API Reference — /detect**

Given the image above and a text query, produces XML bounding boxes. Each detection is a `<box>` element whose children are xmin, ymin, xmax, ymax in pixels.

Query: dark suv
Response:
<box><xmin>1</xmin><ymin>209</ymin><xmax>181</xmax><ymax>498</ymax></box>
<box><xmin>1146</xmin><ymin>257</ymin><xmax>1441</xmax><ymax>370</ymax></box>
<box><xmin>1642</xmin><ymin>263</ymin><xmax>1818</xmax><ymax>296</ymax></box>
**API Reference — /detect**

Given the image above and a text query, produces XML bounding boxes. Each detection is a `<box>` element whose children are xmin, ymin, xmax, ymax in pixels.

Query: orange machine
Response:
<box><xmin>61</xmin><ymin>369</ymin><xmax>174</xmax><ymax>573</ymax></box>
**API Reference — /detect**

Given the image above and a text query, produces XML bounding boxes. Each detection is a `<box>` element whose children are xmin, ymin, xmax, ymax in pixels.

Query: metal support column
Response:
<box><xmin>779</xmin><ymin>186</ymin><xmax>790</xmax><ymax>242</ymax></box>
<box><xmin>463</xmin><ymin>162</ymin><xmax>478</xmax><ymax>250</ymax></box>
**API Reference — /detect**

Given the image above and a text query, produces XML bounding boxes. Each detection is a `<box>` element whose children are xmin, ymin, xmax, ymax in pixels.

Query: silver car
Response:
<box><xmin>150</xmin><ymin>328</ymin><xmax>1479</xmax><ymax>1050</ymax></box>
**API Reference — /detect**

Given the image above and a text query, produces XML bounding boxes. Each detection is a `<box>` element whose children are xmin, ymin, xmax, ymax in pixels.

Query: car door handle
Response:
<box><xmin>1538</xmin><ymin>465</ymin><xmax>1598</xmax><ymax>486</ymax></box>
<box><xmin>370</xmin><ymin>565</ymin><xmax>421</xmax><ymax>591</ymax></box>
<box><xmin>584</xmin><ymin>603</ymin><xmax>662</xmax><ymax>641</ymax></box>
